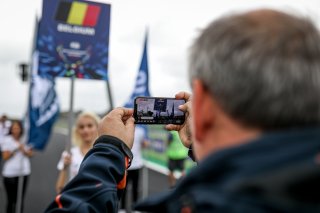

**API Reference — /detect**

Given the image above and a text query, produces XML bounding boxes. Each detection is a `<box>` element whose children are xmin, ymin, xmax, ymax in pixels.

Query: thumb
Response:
<box><xmin>125</xmin><ymin>117</ymin><xmax>135</xmax><ymax>130</ymax></box>
<box><xmin>124</xmin><ymin>117</ymin><xmax>135</xmax><ymax>149</ymax></box>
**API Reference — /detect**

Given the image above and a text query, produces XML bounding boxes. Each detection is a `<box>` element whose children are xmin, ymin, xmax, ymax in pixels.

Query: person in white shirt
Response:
<box><xmin>1</xmin><ymin>120</ymin><xmax>33</xmax><ymax>213</ymax></box>
<box><xmin>55</xmin><ymin>112</ymin><xmax>100</xmax><ymax>193</ymax></box>
<box><xmin>120</xmin><ymin>125</ymin><xmax>147</xmax><ymax>211</ymax></box>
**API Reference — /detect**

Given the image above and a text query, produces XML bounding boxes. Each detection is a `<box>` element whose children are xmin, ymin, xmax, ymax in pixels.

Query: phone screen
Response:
<box><xmin>134</xmin><ymin>97</ymin><xmax>186</xmax><ymax>125</ymax></box>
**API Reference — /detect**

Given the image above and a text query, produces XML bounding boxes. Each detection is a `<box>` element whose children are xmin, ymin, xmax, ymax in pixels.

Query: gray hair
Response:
<box><xmin>189</xmin><ymin>9</ymin><xmax>320</xmax><ymax>130</ymax></box>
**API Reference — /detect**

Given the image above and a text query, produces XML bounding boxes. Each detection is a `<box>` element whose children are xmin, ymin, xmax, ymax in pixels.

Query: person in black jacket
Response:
<box><xmin>46</xmin><ymin>8</ymin><xmax>320</xmax><ymax>212</ymax></box>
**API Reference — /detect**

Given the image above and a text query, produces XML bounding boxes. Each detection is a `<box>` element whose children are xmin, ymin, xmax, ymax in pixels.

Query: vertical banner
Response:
<box><xmin>27</xmin><ymin>51</ymin><xmax>60</xmax><ymax>150</ymax></box>
<box><xmin>37</xmin><ymin>0</ymin><xmax>111</xmax><ymax>80</ymax></box>
<box><xmin>123</xmin><ymin>31</ymin><xmax>150</xmax><ymax>150</ymax></box>
<box><xmin>124</xmin><ymin>31</ymin><xmax>150</xmax><ymax>108</ymax></box>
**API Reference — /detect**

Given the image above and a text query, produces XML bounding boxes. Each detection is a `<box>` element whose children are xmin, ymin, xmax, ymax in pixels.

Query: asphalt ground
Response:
<box><xmin>0</xmin><ymin>129</ymin><xmax>171</xmax><ymax>213</ymax></box>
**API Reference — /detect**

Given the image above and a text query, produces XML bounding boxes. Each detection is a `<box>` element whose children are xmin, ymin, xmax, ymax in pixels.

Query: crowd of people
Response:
<box><xmin>2</xmin><ymin>6</ymin><xmax>320</xmax><ymax>213</ymax></box>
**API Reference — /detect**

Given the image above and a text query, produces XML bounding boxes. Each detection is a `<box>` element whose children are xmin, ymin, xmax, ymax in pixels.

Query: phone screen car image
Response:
<box><xmin>134</xmin><ymin>97</ymin><xmax>186</xmax><ymax>125</ymax></box>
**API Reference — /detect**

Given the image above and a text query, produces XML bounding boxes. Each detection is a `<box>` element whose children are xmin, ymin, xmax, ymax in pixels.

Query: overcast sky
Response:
<box><xmin>1</xmin><ymin>0</ymin><xmax>320</xmax><ymax>118</ymax></box>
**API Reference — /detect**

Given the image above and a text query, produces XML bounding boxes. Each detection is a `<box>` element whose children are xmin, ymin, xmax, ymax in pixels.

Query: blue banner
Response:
<box><xmin>27</xmin><ymin>51</ymin><xmax>60</xmax><ymax>150</ymax></box>
<box><xmin>37</xmin><ymin>0</ymin><xmax>111</xmax><ymax>80</ymax></box>
<box><xmin>124</xmin><ymin>31</ymin><xmax>150</xmax><ymax>108</ymax></box>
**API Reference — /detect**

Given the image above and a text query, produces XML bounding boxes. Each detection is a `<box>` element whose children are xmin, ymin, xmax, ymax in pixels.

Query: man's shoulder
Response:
<box><xmin>135</xmin><ymin>128</ymin><xmax>320</xmax><ymax>212</ymax></box>
<box><xmin>136</xmin><ymin>158</ymin><xmax>320</xmax><ymax>212</ymax></box>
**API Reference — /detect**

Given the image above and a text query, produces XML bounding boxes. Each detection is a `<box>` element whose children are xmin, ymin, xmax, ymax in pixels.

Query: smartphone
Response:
<box><xmin>134</xmin><ymin>97</ymin><xmax>186</xmax><ymax>125</ymax></box>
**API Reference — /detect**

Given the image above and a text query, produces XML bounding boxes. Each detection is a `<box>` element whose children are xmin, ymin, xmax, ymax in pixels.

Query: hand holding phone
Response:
<box><xmin>165</xmin><ymin>91</ymin><xmax>193</xmax><ymax>148</ymax></box>
<box><xmin>134</xmin><ymin>97</ymin><xmax>186</xmax><ymax>125</ymax></box>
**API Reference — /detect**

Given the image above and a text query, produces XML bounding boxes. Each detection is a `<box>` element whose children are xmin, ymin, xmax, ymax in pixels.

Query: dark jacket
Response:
<box><xmin>135</xmin><ymin>127</ymin><xmax>320</xmax><ymax>212</ymax></box>
<box><xmin>45</xmin><ymin>136</ymin><xmax>129</xmax><ymax>212</ymax></box>
<box><xmin>45</xmin><ymin>128</ymin><xmax>320</xmax><ymax>212</ymax></box>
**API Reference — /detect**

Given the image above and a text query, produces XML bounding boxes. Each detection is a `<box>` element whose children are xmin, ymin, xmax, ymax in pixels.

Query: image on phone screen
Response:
<box><xmin>134</xmin><ymin>97</ymin><xmax>185</xmax><ymax>125</ymax></box>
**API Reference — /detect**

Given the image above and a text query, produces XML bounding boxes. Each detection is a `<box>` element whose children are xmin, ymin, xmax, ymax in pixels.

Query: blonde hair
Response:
<box><xmin>72</xmin><ymin>111</ymin><xmax>100</xmax><ymax>146</ymax></box>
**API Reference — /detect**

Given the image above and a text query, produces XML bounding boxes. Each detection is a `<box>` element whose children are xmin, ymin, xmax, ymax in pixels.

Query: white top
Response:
<box><xmin>2</xmin><ymin>136</ymin><xmax>31</xmax><ymax>177</ymax></box>
<box><xmin>129</xmin><ymin>126</ymin><xmax>146</xmax><ymax>170</ymax></box>
<box><xmin>57</xmin><ymin>146</ymin><xmax>84</xmax><ymax>181</ymax></box>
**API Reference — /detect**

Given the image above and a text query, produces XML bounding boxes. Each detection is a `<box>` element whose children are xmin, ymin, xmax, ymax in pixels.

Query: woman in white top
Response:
<box><xmin>1</xmin><ymin>120</ymin><xmax>33</xmax><ymax>213</ymax></box>
<box><xmin>55</xmin><ymin>112</ymin><xmax>100</xmax><ymax>193</ymax></box>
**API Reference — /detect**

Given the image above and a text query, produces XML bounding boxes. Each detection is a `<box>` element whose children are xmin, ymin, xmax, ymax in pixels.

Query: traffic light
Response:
<box><xmin>19</xmin><ymin>63</ymin><xmax>29</xmax><ymax>82</ymax></box>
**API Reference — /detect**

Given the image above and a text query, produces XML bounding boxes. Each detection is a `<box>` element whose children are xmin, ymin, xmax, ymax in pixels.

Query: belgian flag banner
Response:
<box><xmin>55</xmin><ymin>1</ymin><xmax>101</xmax><ymax>27</ymax></box>
<box><xmin>37</xmin><ymin>0</ymin><xmax>111</xmax><ymax>80</ymax></box>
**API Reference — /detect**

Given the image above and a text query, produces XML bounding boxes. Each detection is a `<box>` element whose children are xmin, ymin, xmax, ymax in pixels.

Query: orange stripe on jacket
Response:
<box><xmin>117</xmin><ymin>157</ymin><xmax>129</xmax><ymax>190</ymax></box>
<box><xmin>55</xmin><ymin>194</ymin><xmax>63</xmax><ymax>208</ymax></box>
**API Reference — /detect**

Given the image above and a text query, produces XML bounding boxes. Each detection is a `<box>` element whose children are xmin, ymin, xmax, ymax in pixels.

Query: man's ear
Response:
<box><xmin>192</xmin><ymin>79</ymin><xmax>215</xmax><ymax>143</ymax></box>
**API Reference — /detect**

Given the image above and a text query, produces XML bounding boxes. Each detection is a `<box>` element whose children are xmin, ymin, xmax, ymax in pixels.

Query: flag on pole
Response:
<box><xmin>26</xmin><ymin>51</ymin><xmax>60</xmax><ymax>150</ymax></box>
<box><xmin>124</xmin><ymin>31</ymin><xmax>150</xmax><ymax>108</ymax></box>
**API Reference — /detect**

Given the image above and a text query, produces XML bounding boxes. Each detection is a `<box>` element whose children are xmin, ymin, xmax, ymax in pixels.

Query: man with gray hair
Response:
<box><xmin>46</xmin><ymin>9</ymin><xmax>320</xmax><ymax>212</ymax></box>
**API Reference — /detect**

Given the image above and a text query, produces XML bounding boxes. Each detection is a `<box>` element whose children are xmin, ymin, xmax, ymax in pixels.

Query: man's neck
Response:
<box><xmin>197</xmin><ymin>113</ymin><xmax>261</xmax><ymax>161</ymax></box>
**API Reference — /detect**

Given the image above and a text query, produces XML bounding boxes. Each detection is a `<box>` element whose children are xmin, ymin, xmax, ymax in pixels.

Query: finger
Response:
<box><xmin>114</xmin><ymin>107</ymin><xmax>134</xmax><ymax>117</ymax></box>
<box><xmin>125</xmin><ymin>117</ymin><xmax>135</xmax><ymax>128</ymax></box>
<box><xmin>178</xmin><ymin>103</ymin><xmax>189</xmax><ymax>112</ymax></box>
<box><xmin>122</xmin><ymin>110</ymin><xmax>134</xmax><ymax>120</ymax></box>
<box><xmin>165</xmin><ymin>124</ymin><xmax>181</xmax><ymax>131</ymax></box>
<box><xmin>122</xmin><ymin>108</ymin><xmax>134</xmax><ymax>116</ymax></box>
<box><xmin>108</xmin><ymin>107</ymin><xmax>134</xmax><ymax>121</ymax></box>
<box><xmin>123</xmin><ymin>115</ymin><xmax>135</xmax><ymax>124</ymax></box>
<box><xmin>175</xmin><ymin>91</ymin><xmax>191</xmax><ymax>101</ymax></box>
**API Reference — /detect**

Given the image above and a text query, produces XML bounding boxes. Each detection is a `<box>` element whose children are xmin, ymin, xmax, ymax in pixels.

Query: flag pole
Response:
<box><xmin>16</xmin><ymin>160</ymin><xmax>25</xmax><ymax>213</ymax></box>
<box><xmin>142</xmin><ymin>164</ymin><xmax>149</xmax><ymax>198</ymax></box>
<box><xmin>66</xmin><ymin>73</ymin><xmax>75</xmax><ymax>153</ymax></box>
<box><xmin>63</xmin><ymin>73</ymin><xmax>75</xmax><ymax>184</ymax></box>
<box><xmin>106</xmin><ymin>80</ymin><xmax>114</xmax><ymax>112</ymax></box>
